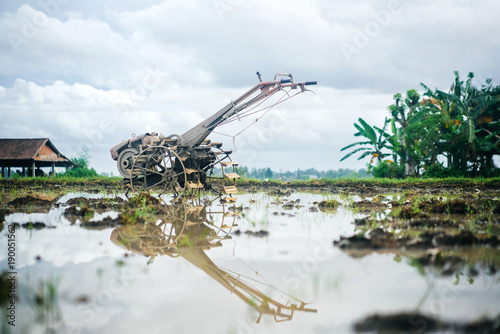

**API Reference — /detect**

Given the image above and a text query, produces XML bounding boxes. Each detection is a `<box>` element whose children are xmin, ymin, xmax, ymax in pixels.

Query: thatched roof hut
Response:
<box><xmin>0</xmin><ymin>138</ymin><xmax>75</xmax><ymax>177</ymax></box>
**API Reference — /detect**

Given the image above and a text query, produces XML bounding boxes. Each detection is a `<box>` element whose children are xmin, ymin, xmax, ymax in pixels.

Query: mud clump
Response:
<box><xmin>64</xmin><ymin>196</ymin><xmax>129</xmax><ymax>223</ymax></box>
<box><xmin>334</xmin><ymin>233</ymin><xmax>379</xmax><ymax>250</ymax></box>
<box><xmin>126</xmin><ymin>192</ymin><xmax>161</xmax><ymax>207</ymax></box>
<box><xmin>81</xmin><ymin>207</ymin><xmax>154</xmax><ymax>229</ymax></box>
<box><xmin>308</xmin><ymin>206</ymin><xmax>319</xmax><ymax>212</ymax></box>
<box><xmin>65</xmin><ymin>206</ymin><xmax>93</xmax><ymax>216</ymax></box>
<box><xmin>351</xmin><ymin>199</ymin><xmax>386</xmax><ymax>210</ymax></box>
<box><xmin>353</xmin><ymin>218</ymin><xmax>368</xmax><ymax>226</ymax></box>
<box><xmin>83</xmin><ymin>209</ymin><xmax>150</xmax><ymax>228</ymax></box>
<box><xmin>397</xmin><ymin>206</ymin><xmax>425</xmax><ymax>219</ymax></box>
<box><xmin>233</xmin><ymin>229</ymin><xmax>269</xmax><ymax>237</ymax></box>
<box><xmin>333</xmin><ymin>228</ymin><xmax>409</xmax><ymax>250</ymax></box>
<box><xmin>66</xmin><ymin>196</ymin><xmax>126</xmax><ymax>211</ymax></box>
<box><xmin>64</xmin><ymin>205</ymin><xmax>94</xmax><ymax>224</ymax></box>
<box><xmin>8</xmin><ymin>195</ymin><xmax>55</xmax><ymax>206</ymax></box>
<box><xmin>20</xmin><ymin>222</ymin><xmax>54</xmax><ymax>229</ymax></box>
<box><xmin>117</xmin><ymin>209</ymin><xmax>148</xmax><ymax>225</ymax></box>
<box><xmin>354</xmin><ymin>312</ymin><xmax>440</xmax><ymax>333</ymax></box>
<box><xmin>282</xmin><ymin>199</ymin><xmax>300</xmax><ymax>210</ymax></box>
<box><xmin>402</xmin><ymin>218</ymin><xmax>459</xmax><ymax>229</ymax></box>
<box><xmin>354</xmin><ymin>312</ymin><xmax>500</xmax><ymax>333</ymax></box>
<box><xmin>334</xmin><ymin>228</ymin><xmax>500</xmax><ymax>250</ymax></box>
<box><xmin>318</xmin><ymin>200</ymin><xmax>341</xmax><ymax>210</ymax></box>
<box><xmin>7</xmin><ymin>195</ymin><xmax>56</xmax><ymax>212</ymax></box>
<box><xmin>81</xmin><ymin>216</ymin><xmax>122</xmax><ymax>230</ymax></box>
<box><xmin>267</xmin><ymin>188</ymin><xmax>293</xmax><ymax>197</ymax></box>
<box><xmin>387</xmin><ymin>200</ymin><xmax>401</xmax><ymax>207</ymax></box>
<box><xmin>418</xmin><ymin>198</ymin><xmax>474</xmax><ymax>214</ymax></box>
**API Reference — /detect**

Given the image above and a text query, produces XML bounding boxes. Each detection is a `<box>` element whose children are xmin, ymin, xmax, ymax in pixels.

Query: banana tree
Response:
<box><xmin>420</xmin><ymin>72</ymin><xmax>500</xmax><ymax>175</ymax></box>
<box><xmin>387</xmin><ymin>89</ymin><xmax>421</xmax><ymax>176</ymax></box>
<box><xmin>340</xmin><ymin>117</ymin><xmax>393</xmax><ymax>163</ymax></box>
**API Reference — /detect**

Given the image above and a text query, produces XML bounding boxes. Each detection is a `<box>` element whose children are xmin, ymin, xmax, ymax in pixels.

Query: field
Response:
<box><xmin>1</xmin><ymin>178</ymin><xmax>500</xmax><ymax>333</ymax></box>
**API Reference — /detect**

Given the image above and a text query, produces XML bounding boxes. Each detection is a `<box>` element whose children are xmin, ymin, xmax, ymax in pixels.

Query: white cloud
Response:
<box><xmin>0</xmin><ymin>0</ymin><xmax>499</xmax><ymax>174</ymax></box>
<box><xmin>0</xmin><ymin>80</ymin><xmax>394</xmax><ymax>172</ymax></box>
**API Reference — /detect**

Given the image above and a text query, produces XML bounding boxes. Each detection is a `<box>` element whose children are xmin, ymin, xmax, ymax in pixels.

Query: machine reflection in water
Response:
<box><xmin>110</xmin><ymin>199</ymin><xmax>317</xmax><ymax>323</ymax></box>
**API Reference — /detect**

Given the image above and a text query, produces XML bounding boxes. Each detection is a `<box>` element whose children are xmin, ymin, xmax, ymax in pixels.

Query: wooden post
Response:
<box><xmin>52</xmin><ymin>162</ymin><xmax>55</xmax><ymax>177</ymax></box>
<box><xmin>22</xmin><ymin>167</ymin><xmax>25</xmax><ymax>176</ymax></box>
<box><xmin>32</xmin><ymin>161</ymin><xmax>36</xmax><ymax>177</ymax></box>
<box><xmin>7</xmin><ymin>167</ymin><xmax>11</xmax><ymax>178</ymax></box>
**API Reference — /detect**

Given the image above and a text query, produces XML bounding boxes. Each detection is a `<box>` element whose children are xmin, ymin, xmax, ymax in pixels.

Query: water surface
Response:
<box><xmin>1</xmin><ymin>192</ymin><xmax>499</xmax><ymax>333</ymax></box>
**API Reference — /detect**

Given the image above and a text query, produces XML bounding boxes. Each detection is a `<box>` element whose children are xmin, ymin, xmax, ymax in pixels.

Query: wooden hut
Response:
<box><xmin>0</xmin><ymin>138</ymin><xmax>75</xmax><ymax>177</ymax></box>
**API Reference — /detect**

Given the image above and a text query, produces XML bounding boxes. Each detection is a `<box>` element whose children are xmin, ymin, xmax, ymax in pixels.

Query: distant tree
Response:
<box><xmin>357</xmin><ymin>168</ymin><xmax>369</xmax><ymax>177</ymax></box>
<box><xmin>61</xmin><ymin>147</ymin><xmax>98</xmax><ymax>178</ymax></box>
<box><xmin>235</xmin><ymin>166</ymin><xmax>248</xmax><ymax>178</ymax></box>
<box><xmin>241</xmin><ymin>166</ymin><xmax>370</xmax><ymax>180</ymax></box>
<box><xmin>265</xmin><ymin>167</ymin><xmax>273</xmax><ymax>179</ymax></box>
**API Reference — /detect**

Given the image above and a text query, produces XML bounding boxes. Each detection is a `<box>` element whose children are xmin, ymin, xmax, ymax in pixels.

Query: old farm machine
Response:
<box><xmin>110</xmin><ymin>73</ymin><xmax>316</xmax><ymax>196</ymax></box>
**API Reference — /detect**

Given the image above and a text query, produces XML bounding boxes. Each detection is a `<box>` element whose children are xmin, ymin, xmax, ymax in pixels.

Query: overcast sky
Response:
<box><xmin>1</xmin><ymin>0</ymin><xmax>499</xmax><ymax>174</ymax></box>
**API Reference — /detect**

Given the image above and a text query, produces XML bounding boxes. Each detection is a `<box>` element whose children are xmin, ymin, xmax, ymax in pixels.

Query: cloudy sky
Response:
<box><xmin>1</xmin><ymin>0</ymin><xmax>499</xmax><ymax>175</ymax></box>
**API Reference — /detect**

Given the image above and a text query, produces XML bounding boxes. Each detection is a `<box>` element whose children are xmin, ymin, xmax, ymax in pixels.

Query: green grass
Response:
<box><xmin>235</xmin><ymin>176</ymin><xmax>500</xmax><ymax>189</ymax></box>
<box><xmin>0</xmin><ymin>175</ymin><xmax>120</xmax><ymax>182</ymax></box>
<box><xmin>3</xmin><ymin>176</ymin><xmax>500</xmax><ymax>196</ymax></box>
<box><xmin>3</xmin><ymin>175</ymin><xmax>500</xmax><ymax>185</ymax></box>
<box><xmin>0</xmin><ymin>176</ymin><xmax>121</xmax><ymax>192</ymax></box>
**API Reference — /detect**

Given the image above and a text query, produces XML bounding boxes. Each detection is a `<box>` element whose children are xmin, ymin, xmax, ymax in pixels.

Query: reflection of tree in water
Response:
<box><xmin>354</xmin><ymin>263</ymin><xmax>500</xmax><ymax>334</ymax></box>
<box><xmin>334</xmin><ymin>225</ymin><xmax>500</xmax><ymax>280</ymax></box>
<box><xmin>335</xmin><ymin>226</ymin><xmax>500</xmax><ymax>333</ymax></box>
<box><xmin>110</xmin><ymin>199</ymin><xmax>316</xmax><ymax>323</ymax></box>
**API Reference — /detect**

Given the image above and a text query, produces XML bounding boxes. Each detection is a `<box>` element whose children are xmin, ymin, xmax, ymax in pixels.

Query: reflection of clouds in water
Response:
<box><xmin>4</xmin><ymin>213</ymin><xmax>124</xmax><ymax>268</ymax></box>
<box><xmin>3</xmin><ymin>192</ymin><xmax>500</xmax><ymax>333</ymax></box>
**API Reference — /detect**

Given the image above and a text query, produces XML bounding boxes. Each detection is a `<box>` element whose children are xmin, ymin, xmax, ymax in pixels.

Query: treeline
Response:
<box><xmin>231</xmin><ymin>166</ymin><xmax>370</xmax><ymax>180</ymax></box>
<box><xmin>341</xmin><ymin>72</ymin><xmax>500</xmax><ymax>178</ymax></box>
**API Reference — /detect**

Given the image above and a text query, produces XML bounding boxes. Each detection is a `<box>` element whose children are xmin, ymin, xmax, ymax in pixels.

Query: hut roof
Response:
<box><xmin>0</xmin><ymin>138</ymin><xmax>75</xmax><ymax>167</ymax></box>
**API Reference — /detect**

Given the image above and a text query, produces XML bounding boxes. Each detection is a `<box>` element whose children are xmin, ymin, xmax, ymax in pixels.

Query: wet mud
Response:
<box><xmin>334</xmin><ymin>228</ymin><xmax>499</xmax><ymax>250</ymax></box>
<box><xmin>232</xmin><ymin>229</ymin><xmax>270</xmax><ymax>237</ymax></box>
<box><xmin>6</xmin><ymin>194</ymin><xmax>58</xmax><ymax>213</ymax></box>
<box><xmin>2</xmin><ymin>177</ymin><xmax>500</xmax><ymax>196</ymax></box>
<box><xmin>354</xmin><ymin>312</ymin><xmax>500</xmax><ymax>333</ymax></box>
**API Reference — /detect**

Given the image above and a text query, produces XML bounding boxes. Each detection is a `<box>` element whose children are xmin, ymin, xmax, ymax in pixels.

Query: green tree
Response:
<box><xmin>387</xmin><ymin>89</ymin><xmax>420</xmax><ymax>176</ymax></box>
<box><xmin>61</xmin><ymin>148</ymin><xmax>98</xmax><ymax>178</ymax></box>
<box><xmin>340</xmin><ymin>71</ymin><xmax>500</xmax><ymax>178</ymax></box>
<box><xmin>235</xmin><ymin>166</ymin><xmax>248</xmax><ymax>178</ymax></box>
<box><xmin>265</xmin><ymin>167</ymin><xmax>273</xmax><ymax>179</ymax></box>
<box><xmin>418</xmin><ymin>72</ymin><xmax>500</xmax><ymax>176</ymax></box>
<box><xmin>340</xmin><ymin>117</ymin><xmax>393</xmax><ymax>164</ymax></box>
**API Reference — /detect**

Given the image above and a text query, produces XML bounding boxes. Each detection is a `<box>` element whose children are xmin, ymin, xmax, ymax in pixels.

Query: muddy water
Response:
<box><xmin>1</xmin><ymin>192</ymin><xmax>500</xmax><ymax>333</ymax></box>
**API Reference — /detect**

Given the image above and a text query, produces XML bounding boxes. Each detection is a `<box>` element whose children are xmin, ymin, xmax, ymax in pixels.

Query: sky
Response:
<box><xmin>1</xmin><ymin>0</ymin><xmax>499</xmax><ymax>175</ymax></box>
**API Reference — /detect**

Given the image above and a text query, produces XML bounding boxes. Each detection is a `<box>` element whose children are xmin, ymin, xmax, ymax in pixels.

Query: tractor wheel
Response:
<box><xmin>117</xmin><ymin>147</ymin><xmax>139</xmax><ymax>177</ymax></box>
<box><xmin>129</xmin><ymin>145</ymin><xmax>187</xmax><ymax>197</ymax></box>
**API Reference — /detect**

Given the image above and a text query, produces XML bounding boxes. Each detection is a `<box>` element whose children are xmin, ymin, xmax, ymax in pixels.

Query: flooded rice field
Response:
<box><xmin>1</xmin><ymin>188</ymin><xmax>500</xmax><ymax>333</ymax></box>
